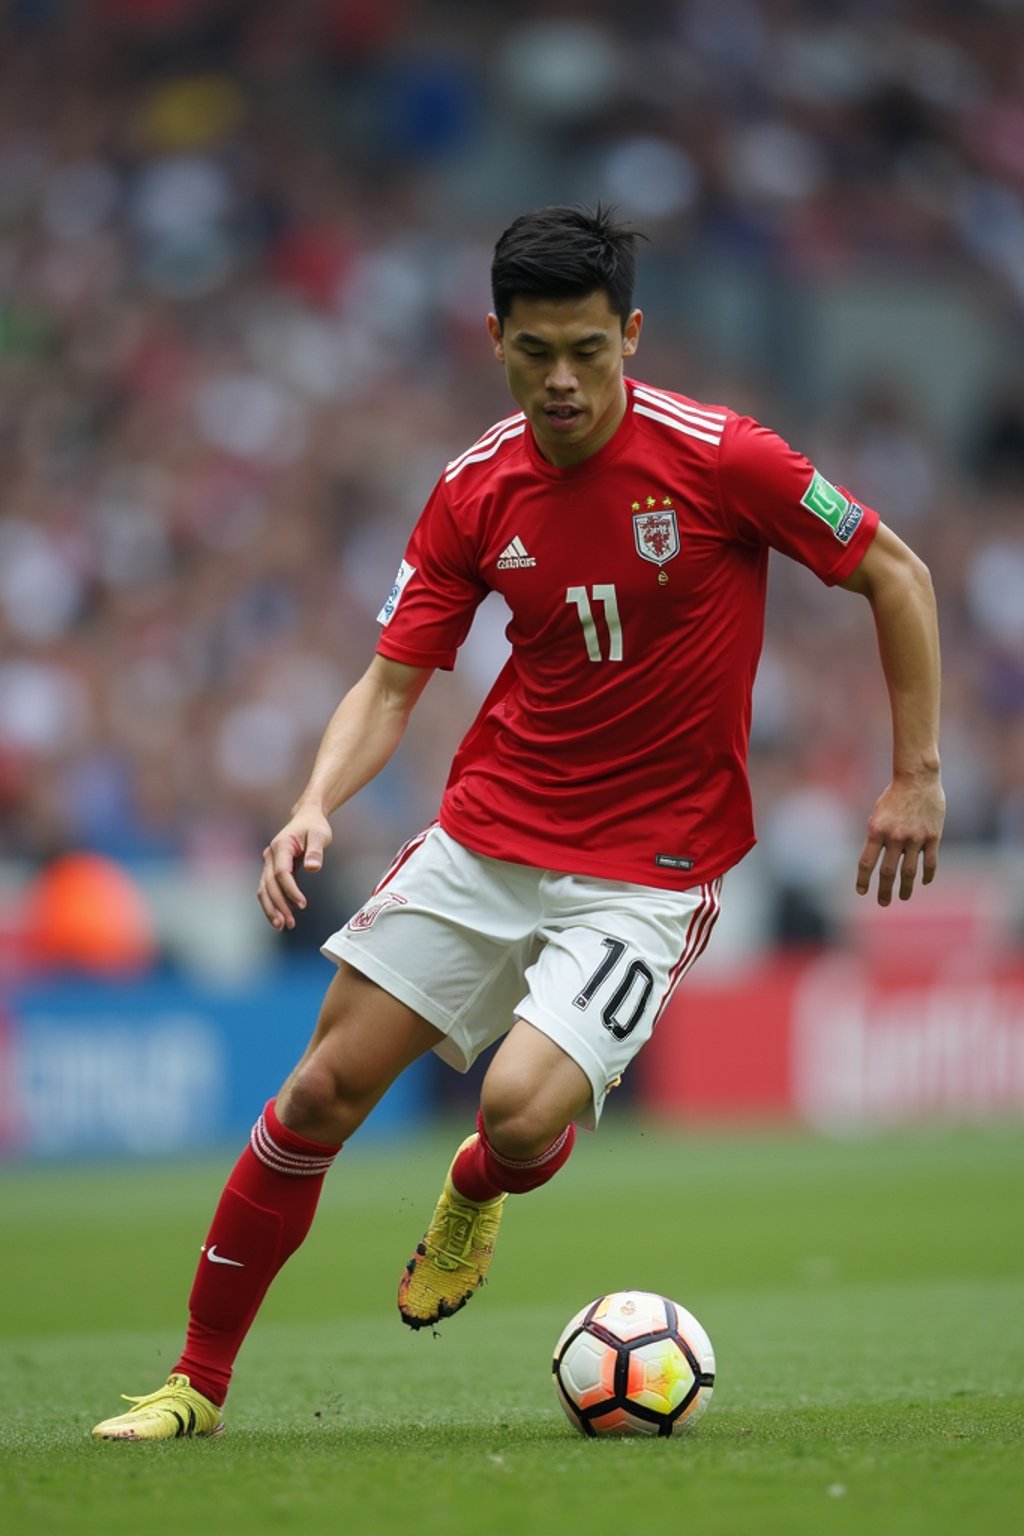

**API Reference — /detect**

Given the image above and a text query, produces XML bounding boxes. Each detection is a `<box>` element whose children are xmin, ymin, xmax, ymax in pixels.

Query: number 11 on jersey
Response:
<box><xmin>566</xmin><ymin>584</ymin><xmax>622</xmax><ymax>662</ymax></box>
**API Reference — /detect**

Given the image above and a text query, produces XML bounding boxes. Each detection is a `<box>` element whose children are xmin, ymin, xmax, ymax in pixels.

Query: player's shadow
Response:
<box><xmin>236</xmin><ymin>1419</ymin><xmax>717</xmax><ymax>1453</ymax></box>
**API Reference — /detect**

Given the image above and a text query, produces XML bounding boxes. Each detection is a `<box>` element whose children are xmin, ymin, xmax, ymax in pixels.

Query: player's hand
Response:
<box><xmin>258</xmin><ymin>805</ymin><xmax>333</xmax><ymax>931</ymax></box>
<box><xmin>855</xmin><ymin>774</ymin><xmax>945</xmax><ymax>907</ymax></box>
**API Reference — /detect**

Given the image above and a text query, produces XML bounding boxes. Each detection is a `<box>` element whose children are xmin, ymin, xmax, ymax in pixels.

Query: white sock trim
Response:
<box><xmin>487</xmin><ymin>1124</ymin><xmax>571</xmax><ymax>1172</ymax></box>
<box><xmin>250</xmin><ymin>1114</ymin><xmax>337</xmax><ymax>1177</ymax></box>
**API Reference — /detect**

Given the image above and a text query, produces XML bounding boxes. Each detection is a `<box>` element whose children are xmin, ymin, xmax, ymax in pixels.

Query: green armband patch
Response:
<box><xmin>801</xmin><ymin>470</ymin><xmax>864</xmax><ymax>544</ymax></box>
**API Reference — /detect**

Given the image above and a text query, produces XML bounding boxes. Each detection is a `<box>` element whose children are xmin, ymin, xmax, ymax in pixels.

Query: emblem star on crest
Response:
<box><xmin>646</xmin><ymin>496</ymin><xmax>657</xmax><ymax>508</ymax></box>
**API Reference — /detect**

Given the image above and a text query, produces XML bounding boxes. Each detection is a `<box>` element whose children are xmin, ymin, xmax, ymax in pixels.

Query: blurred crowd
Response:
<box><xmin>0</xmin><ymin>0</ymin><xmax>1022</xmax><ymax>950</ymax></box>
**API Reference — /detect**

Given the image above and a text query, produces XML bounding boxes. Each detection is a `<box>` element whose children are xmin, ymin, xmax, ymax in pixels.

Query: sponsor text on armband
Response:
<box><xmin>377</xmin><ymin>559</ymin><xmax>416</xmax><ymax>626</ymax></box>
<box><xmin>800</xmin><ymin>470</ymin><xmax>864</xmax><ymax>544</ymax></box>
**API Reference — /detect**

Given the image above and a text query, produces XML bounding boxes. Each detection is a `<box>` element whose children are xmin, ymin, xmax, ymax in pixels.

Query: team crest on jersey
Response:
<box><xmin>348</xmin><ymin>892</ymin><xmax>408</xmax><ymax>931</ymax></box>
<box><xmin>632</xmin><ymin>498</ymin><xmax>680</xmax><ymax>566</ymax></box>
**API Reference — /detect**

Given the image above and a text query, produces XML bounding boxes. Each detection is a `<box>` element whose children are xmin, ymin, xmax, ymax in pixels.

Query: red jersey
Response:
<box><xmin>375</xmin><ymin>378</ymin><xmax>879</xmax><ymax>889</ymax></box>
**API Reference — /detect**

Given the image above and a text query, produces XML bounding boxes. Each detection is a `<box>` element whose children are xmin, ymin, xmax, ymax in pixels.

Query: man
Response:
<box><xmin>93</xmin><ymin>206</ymin><xmax>944</xmax><ymax>1439</ymax></box>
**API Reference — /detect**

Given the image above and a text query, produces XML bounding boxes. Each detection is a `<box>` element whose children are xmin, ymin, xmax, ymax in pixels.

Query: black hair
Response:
<box><xmin>490</xmin><ymin>204</ymin><xmax>646</xmax><ymax>329</ymax></box>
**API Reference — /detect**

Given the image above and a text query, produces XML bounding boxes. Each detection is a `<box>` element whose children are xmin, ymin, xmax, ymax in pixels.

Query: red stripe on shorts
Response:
<box><xmin>368</xmin><ymin>822</ymin><xmax>437</xmax><ymax>897</ymax></box>
<box><xmin>653</xmin><ymin>878</ymin><xmax>722</xmax><ymax>1025</ymax></box>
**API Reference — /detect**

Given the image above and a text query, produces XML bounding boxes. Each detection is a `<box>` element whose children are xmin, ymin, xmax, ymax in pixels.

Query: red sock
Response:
<box><xmin>451</xmin><ymin>1109</ymin><xmax>576</xmax><ymax>1201</ymax></box>
<box><xmin>174</xmin><ymin>1100</ymin><xmax>341</xmax><ymax>1406</ymax></box>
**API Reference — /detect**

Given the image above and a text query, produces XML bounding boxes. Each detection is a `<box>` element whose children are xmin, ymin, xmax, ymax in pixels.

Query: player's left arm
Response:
<box><xmin>839</xmin><ymin>521</ymin><xmax>945</xmax><ymax>906</ymax></box>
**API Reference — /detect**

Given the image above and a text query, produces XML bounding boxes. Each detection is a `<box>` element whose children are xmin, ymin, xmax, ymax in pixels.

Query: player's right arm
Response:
<box><xmin>257</xmin><ymin>655</ymin><xmax>434</xmax><ymax>931</ymax></box>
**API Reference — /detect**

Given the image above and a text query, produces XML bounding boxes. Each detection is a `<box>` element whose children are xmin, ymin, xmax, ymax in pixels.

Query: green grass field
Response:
<box><xmin>2</xmin><ymin>1117</ymin><xmax>1022</xmax><ymax>1536</ymax></box>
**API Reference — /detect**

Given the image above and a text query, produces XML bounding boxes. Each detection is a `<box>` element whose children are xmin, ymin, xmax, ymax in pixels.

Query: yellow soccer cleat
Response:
<box><xmin>399</xmin><ymin>1135</ymin><xmax>507</xmax><ymax>1330</ymax></box>
<box><xmin>92</xmin><ymin>1373</ymin><xmax>224</xmax><ymax>1441</ymax></box>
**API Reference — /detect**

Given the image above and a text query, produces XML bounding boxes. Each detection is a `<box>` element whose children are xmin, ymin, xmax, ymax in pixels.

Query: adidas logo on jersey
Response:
<box><xmin>496</xmin><ymin>537</ymin><xmax>537</xmax><ymax>570</ymax></box>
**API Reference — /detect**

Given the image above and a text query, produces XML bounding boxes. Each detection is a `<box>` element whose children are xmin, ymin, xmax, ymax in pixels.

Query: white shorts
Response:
<box><xmin>322</xmin><ymin>826</ymin><xmax>722</xmax><ymax>1127</ymax></box>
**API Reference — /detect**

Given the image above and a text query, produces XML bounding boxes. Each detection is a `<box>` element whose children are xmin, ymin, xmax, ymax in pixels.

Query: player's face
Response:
<box><xmin>488</xmin><ymin>291</ymin><xmax>642</xmax><ymax>467</ymax></box>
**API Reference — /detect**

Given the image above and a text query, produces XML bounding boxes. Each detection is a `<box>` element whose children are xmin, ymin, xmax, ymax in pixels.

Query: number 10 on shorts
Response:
<box><xmin>574</xmin><ymin>936</ymin><xmax>655</xmax><ymax>1040</ymax></box>
<box><xmin>566</xmin><ymin>584</ymin><xmax>622</xmax><ymax>662</ymax></box>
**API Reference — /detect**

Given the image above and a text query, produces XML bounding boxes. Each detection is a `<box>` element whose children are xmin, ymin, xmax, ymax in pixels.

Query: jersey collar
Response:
<box><xmin>523</xmin><ymin>379</ymin><xmax>640</xmax><ymax>480</ymax></box>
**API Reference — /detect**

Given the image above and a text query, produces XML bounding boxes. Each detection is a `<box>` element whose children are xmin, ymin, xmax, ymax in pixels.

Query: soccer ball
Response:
<box><xmin>553</xmin><ymin>1290</ymin><xmax>716</xmax><ymax>1437</ymax></box>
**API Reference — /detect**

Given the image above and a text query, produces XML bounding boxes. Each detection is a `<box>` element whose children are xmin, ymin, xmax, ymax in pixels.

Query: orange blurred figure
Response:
<box><xmin>25</xmin><ymin>853</ymin><xmax>157</xmax><ymax>976</ymax></box>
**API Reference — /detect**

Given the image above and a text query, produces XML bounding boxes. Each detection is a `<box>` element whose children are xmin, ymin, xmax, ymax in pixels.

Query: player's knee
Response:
<box><xmin>480</xmin><ymin>1091</ymin><xmax>559</xmax><ymax>1162</ymax></box>
<box><xmin>481</xmin><ymin>1036</ymin><xmax>591</xmax><ymax>1159</ymax></box>
<box><xmin>277</xmin><ymin>1058</ymin><xmax>373</xmax><ymax>1144</ymax></box>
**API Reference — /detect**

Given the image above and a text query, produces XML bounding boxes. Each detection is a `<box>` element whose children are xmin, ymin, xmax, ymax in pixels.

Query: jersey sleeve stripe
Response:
<box><xmin>634</xmin><ymin>402</ymin><xmax>724</xmax><ymax>446</ymax></box>
<box><xmin>633</xmin><ymin>386</ymin><xmax>728</xmax><ymax>429</ymax></box>
<box><xmin>447</xmin><ymin>409</ymin><xmax>525</xmax><ymax>466</ymax></box>
<box><xmin>445</xmin><ymin>422</ymin><xmax>526</xmax><ymax>482</ymax></box>
<box><xmin>445</xmin><ymin>414</ymin><xmax>526</xmax><ymax>476</ymax></box>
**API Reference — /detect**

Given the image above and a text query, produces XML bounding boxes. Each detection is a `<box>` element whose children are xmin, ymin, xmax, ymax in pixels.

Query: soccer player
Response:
<box><xmin>93</xmin><ymin>206</ymin><xmax>945</xmax><ymax>1439</ymax></box>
